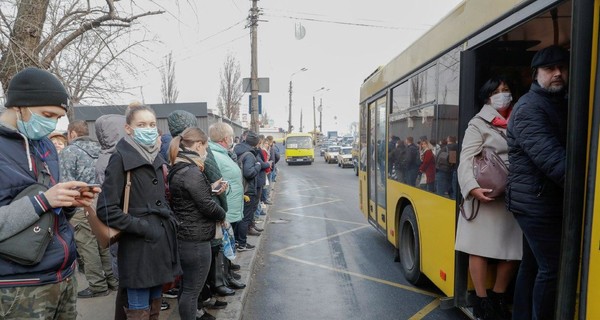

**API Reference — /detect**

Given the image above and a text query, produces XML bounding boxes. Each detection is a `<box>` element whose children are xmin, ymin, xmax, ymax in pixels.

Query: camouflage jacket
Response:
<box><xmin>59</xmin><ymin>136</ymin><xmax>101</xmax><ymax>184</ymax></box>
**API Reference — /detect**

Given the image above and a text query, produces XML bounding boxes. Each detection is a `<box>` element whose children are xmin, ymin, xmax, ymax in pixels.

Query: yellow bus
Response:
<box><xmin>284</xmin><ymin>133</ymin><xmax>314</xmax><ymax>165</ymax></box>
<box><xmin>358</xmin><ymin>0</ymin><xmax>599</xmax><ymax>317</ymax></box>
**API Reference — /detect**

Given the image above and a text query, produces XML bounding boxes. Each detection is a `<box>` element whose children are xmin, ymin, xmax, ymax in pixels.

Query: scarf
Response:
<box><xmin>174</xmin><ymin>149</ymin><xmax>205</xmax><ymax>171</ymax></box>
<box><xmin>124</xmin><ymin>134</ymin><xmax>159</xmax><ymax>164</ymax></box>
<box><xmin>491</xmin><ymin>107</ymin><xmax>512</xmax><ymax>128</ymax></box>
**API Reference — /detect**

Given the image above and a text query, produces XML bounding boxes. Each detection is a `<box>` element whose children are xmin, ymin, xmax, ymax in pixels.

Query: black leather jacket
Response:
<box><xmin>168</xmin><ymin>153</ymin><xmax>226</xmax><ymax>242</ymax></box>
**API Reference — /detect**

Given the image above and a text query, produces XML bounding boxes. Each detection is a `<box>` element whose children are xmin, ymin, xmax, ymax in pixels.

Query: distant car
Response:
<box><xmin>336</xmin><ymin>147</ymin><xmax>353</xmax><ymax>168</ymax></box>
<box><xmin>319</xmin><ymin>142</ymin><xmax>332</xmax><ymax>156</ymax></box>
<box><xmin>324</xmin><ymin>145</ymin><xmax>341</xmax><ymax>164</ymax></box>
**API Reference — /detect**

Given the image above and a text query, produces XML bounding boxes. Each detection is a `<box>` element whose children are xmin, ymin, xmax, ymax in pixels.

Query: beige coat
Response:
<box><xmin>455</xmin><ymin>105</ymin><xmax>522</xmax><ymax>260</ymax></box>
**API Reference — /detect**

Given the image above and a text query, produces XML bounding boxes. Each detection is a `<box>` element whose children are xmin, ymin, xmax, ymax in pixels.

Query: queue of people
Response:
<box><xmin>0</xmin><ymin>67</ymin><xmax>280</xmax><ymax>320</ymax></box>
<box><xmin>0</xmin><ymin>44</ymin><xmax>570</xmax><ymax>320</ymax></box>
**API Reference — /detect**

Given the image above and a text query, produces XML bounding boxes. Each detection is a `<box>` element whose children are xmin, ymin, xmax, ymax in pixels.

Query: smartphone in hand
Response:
<box><xmin>75</xmin><ymin>184</ymin><xmax>102</xmax><ymax>193</ymax></box>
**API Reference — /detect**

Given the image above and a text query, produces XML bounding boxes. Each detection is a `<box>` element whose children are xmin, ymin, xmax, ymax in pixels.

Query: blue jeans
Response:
<box><xmin>512</xmin><ymin>213</ymin><xmax>562</xmax><ymax>320</ymax></box>
<box><xmin>435</xmin><ymin>170</ymin><xmax>451</xmax><ymax>197</ymax></box>
<box><xmin>271</xmin><ymin>168</ymin><xmax>278</xmax><ymax>182</ymax></box>
<box><xmin>178</xmin><ymin>240</ymin><xmax>211</xmax><ymax>320</ymax></box>
<box><xmin>127</xmin><ymin>285</ymin><xmax>162</xmax><ymax>310</ymax></box>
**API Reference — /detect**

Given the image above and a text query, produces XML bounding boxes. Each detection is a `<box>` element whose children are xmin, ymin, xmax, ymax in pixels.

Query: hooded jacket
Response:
<box><xmin>95</xmin><ymin>114</ymin><xmax>126</xmax><ymax>184</ymax></box>
<box><xmin>0</xmin><ymin>121</ymin><xmax>77</xmax><ymax>287</ymax></box>
<box><xmin>59</xmin><ymin>136</ymin><xmax>101</xmax><ymax>184</ymax></box>
<box><xmin>506</xmin><ymin>82</ymin><xmax>568</xmax><ymax>216</ymax></box>
<box><xmin>209</xmin><ymin>141</ymin><xmax>243</xmax><ymax>223</ymax></box>
<box><xmin>233</xmin><ymin>141</ymin><xmax>261</xmax><ymax>196</ymax></box>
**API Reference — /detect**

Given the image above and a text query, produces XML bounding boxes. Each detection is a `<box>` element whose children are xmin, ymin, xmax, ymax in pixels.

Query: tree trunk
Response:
<box><xmin>0</xmin><ymin>0</ymin><xmax>50</xmax><ymax>91</ymax></box>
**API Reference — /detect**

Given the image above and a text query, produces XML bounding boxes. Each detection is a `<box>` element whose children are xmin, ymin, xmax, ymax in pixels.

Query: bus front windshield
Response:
<box><xmin>286</xmin><ymin>136</ymin><xmax>312</xmax><ymax>149</ymax></box>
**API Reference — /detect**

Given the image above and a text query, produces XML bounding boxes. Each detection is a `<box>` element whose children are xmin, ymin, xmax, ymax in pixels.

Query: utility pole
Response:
<box><xmin>288</xmin><ymin>80</ymin><xmax>293</xmax><ymax>133</ymax></box>
<box><xmin>319</xmin><ymin>98</ymin><xmax>323</xmax><ymax>133</ymax></box>
<box><xmin>312</xmin><ymin>96</ymin><xmax>317</xmax><ymax>137</ymax></box>
<box><xmin>249</xmin><ymin>0</ymin><xmax>260</xmax><ymax>132</ymax></box>
<box><xmin>300</xmin><ymin>108</ymin><xmax>303</xmax><ymax>132</ymax></box>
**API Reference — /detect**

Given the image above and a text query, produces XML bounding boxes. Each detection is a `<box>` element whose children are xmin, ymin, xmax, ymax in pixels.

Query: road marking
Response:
<box><xmin>271</xmin><ymin>225</ymin><xmax>370</xmax><ymax>255</ymax></box>
<box><xmin>277</xmin><ymin>199</ymin><xmax>341</xmax><ymax>211</ymax></box>
<box><xmin>408</xmin><ymin>299</ymin><xmax>442</xmax><ymax>319</ymax></box>
<box><xmin>272</xmin><ymin>251</ymin><xmax>439</xmax><ymax>298</ymax></box>
<box><xmin>283</xmin><ymin>194</ymin><xmax>339</xmax><ymax>200</ymax></box>
<box><xmin>280</xmin><ymin>212</ymin><xmax>369</xmax><ymax>226</ymax></box>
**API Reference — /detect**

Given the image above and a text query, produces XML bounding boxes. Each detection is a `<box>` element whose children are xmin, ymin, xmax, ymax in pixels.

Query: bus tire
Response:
<box><xmin>399</xmin><ymin>205</ymin><xmax>424</xmax><ymax>285</ymax></box>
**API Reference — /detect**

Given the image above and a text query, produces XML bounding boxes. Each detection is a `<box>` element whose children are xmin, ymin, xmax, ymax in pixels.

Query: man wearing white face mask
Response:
<box><xmin>456</xmin><ymin>75</ymin><xmax>522</xmax><ymax>320</ymax></box>
<box><xmin>0</xmin><ymin>67</ymin><xmax>99</xmax><ymax>319</ymax></box>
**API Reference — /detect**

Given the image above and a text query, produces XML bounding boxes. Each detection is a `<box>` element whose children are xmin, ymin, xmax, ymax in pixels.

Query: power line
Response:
<box><xmin>263</xmin><ymin>11</ymin><xmax>428</xmax><ymax>31</ymax></box>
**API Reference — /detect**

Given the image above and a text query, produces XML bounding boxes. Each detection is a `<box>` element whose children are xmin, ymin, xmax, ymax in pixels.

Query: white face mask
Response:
<box><xmin>490</xmin><ymin>92</ymin><xmax>512</xmax><ymax>111</ymax></box>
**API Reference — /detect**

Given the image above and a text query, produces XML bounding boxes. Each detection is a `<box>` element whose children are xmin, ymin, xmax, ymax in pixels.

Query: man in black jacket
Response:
<box><xmin>506</xmin><ymin>45</ymin><xmax>569</xmax><ymax>320</ymax></box>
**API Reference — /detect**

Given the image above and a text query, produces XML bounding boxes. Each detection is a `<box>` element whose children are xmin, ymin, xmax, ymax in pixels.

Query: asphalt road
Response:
<box><xmin>242</xmin><ymin>151</ymin><xmax>469</xmax><ymax>320</ymax></box>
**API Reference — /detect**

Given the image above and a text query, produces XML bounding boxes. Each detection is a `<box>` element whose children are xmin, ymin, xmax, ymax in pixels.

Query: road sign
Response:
<box><xmin>242</xmin><ymin>78</ymin><xmax>270</xmax><ymax>93</ymax></box>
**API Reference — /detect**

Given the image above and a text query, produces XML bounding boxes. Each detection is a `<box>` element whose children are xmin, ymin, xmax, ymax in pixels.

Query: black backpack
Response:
<box><xmin>435</xmin><ymin>146</ymin><xmax>451</xmax><ymax>172</ymax></box>
<box><xmin>237</xmin><ymin>151</ymin><xmax>253</xmax><ymax>194</ymax></box>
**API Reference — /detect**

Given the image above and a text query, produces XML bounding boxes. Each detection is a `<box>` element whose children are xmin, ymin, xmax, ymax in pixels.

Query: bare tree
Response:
<box><xmin>216</xmin><ymin>53</ymin><xmax>243</xmax><ymax>121</ymax></box>
<box><xmin>160</xmin><ymin>52</ymin><xmax>179</xmax><ymax>104</ymax></box>
<box><xmin>0</xmin><ymin>0</ymin><xmax>163</xmax><ymax>95</ymax></box>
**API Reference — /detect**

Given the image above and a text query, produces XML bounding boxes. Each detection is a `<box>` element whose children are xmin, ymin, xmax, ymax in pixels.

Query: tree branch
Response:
<box><xmin>41</xmin><ymin>9</ymin><xmax>163</xmax><ymax>68</ymax></box>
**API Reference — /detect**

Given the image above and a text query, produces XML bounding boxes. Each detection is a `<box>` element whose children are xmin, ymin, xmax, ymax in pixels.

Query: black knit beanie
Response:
<box><xmin>4</xmin><ymin>67</ymin><xmax>69</xmax><ymax>110</ymax></box>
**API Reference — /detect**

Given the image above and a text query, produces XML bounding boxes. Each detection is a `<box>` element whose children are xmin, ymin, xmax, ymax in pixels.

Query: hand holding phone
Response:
<box><xmin>75</xmin><ymin>184</ymin><xmax>102</xmax><ymax>193</ymax></box>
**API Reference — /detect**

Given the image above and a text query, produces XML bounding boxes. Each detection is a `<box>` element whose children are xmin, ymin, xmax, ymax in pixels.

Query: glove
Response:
<box><xmin>244</xmin><ymin>195</ymin><xmax>250</xmax><ymax>202</ymax></box>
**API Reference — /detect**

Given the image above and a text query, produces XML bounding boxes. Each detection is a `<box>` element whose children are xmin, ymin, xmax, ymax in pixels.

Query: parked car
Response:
<box><xmin>337</xmin><ymin>147</ymin><xmax>353</xmax><ymax>168</ymax></box>
<box><xmin>324</xmin><ymin>145</ymin><xmax>341</xmax><ymax>164</ymax></box>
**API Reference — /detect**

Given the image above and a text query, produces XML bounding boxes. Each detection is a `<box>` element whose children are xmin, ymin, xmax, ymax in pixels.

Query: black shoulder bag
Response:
<box><xmin>0</xmin><ymin>156</ymin><xmax>56</xmax><ymax>265</ymax></box>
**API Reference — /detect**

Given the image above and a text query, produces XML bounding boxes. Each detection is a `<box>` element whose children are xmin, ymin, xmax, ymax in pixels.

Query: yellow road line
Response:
<box><xmin>278</xmin><ymin>199</ymin><xmax>342</xmax><ymax>211</ymax></box>
<box><xmin>280</xmin><ymin>212</ymin><xmax>369</xmax><ymax>226</ymax></box>
<box><xmin>271</xmin><ymin>225</ymin><xmax>370</xmax><ymax>254</ymax></box>
<box><xmin>408</xmin><ymin>299</ymin><xmax>442</xmax><ymax>319</ymax></box>
<box><xmin>272</xmin><ymin>251</ymin><xmax>439</xmax><ymax>298</ymax></box>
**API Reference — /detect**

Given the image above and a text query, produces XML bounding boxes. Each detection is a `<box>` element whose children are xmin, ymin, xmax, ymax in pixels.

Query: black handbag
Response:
<box><xmin>0</xmin><ymin>184</ymin><xmax>55</xmax><ymax>265</ymax></box>
<box><xmin>0</xmin><ymin>155</ymin><xmax>56</xmax><ymax>265</ymax></box>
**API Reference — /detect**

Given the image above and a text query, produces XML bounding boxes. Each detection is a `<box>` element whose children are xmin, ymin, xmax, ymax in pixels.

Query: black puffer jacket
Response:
<box><xmin>168</xmin><ymin>152</ymin><xmax>226</xmax><ymax>242</ymax></box>
<box><xmin>233</xmin><ymin>142</ymin><xmax>261</xmax><ymax>196</ymax></box>
<box><xmin>506</xmin><ymin>82</ymin><xmax>568</xmax><ymax>216</ymax></box>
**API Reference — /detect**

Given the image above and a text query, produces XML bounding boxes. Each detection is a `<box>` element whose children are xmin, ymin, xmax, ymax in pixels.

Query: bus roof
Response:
<box><xmin>360</xmin><ymin>0</ymin><xmax>524</xmax><ymax>103</ymax></box>
<box><xmin>286</xmin><ymin>133</ymin><xmax>313</xmax><ymax>138</ymax></box>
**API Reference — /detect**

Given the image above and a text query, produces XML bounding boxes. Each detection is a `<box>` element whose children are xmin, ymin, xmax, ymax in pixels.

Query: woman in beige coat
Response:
<box><xmin>455</xmin><ymin>76</ymin><xmax>522</xmax><ymax>320</ymax></box>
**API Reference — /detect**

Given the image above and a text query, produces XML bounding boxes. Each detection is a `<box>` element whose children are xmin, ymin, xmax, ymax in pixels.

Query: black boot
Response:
<box><xmin>473</xmin><ymin>296</ymin><xmax>496</xmax><ymax>320</ymax></box>
<box><xmin>213</xmin><ymin>251</ymin><xmax>235</xmax><ymax>296</ymax></box>
<box><xmin>488</xmin><ymin>290</ymin><xmax>510</xmax><ymax>320</ymax></box>
<box><xmin>223</xmin><ymin>258</ymin><xmax>246</xmax><ymax>289</ymax></box>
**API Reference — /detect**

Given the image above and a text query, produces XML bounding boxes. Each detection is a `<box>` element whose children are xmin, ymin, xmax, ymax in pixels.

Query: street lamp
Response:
<box><xmin>288</xmin><ymin>67</ymin><xmax>308</xmax><ymax>133</ymax></box>
<box><xmin>313</xmin><ymin>87</ymin><xmax>329</xmax><ymax>136</ymax></box>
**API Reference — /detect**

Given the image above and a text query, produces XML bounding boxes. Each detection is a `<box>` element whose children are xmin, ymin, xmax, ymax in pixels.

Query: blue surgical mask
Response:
<box><xmin>133</xmin><ymin>127</ymin><xmax>158</xmax><ymax>146</ymax></box>
<box><xmin>17</xmin><ymin>108</ymin><xmax>58</xmax><ymax>140</ymax></box>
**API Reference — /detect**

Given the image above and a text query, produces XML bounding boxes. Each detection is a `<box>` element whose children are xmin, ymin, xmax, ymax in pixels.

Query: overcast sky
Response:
<box><xmin>107</xmin><ymin>0</ymin><xmax>463</xmax><ymax>134</ymax></box>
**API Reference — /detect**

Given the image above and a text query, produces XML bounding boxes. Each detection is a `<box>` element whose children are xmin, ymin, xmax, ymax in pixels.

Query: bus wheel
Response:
<box><xmin>399</xmin><ymin>205</ymin><xmax>424</xmax><ymax>285</ymax></box>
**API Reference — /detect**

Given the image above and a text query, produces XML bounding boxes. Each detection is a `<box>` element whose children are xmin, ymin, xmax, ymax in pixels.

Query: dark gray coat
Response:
<box><xmin>506</xmin><ymin>82</ymin><xmax>568</xmax><ymax>216</ymax></box>
<box><xmin>97</xmin><ymin>139</ymin><xmax>181</xmax><ymax>289</ymax></box>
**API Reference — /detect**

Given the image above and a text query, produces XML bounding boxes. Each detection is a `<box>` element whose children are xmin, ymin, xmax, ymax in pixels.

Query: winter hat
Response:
<box><xmin>531</xmin><ymin>45</ymin><xmax>569</xmax><ymax>68</ymax></box>
<box><xmin>245</xmin><ymin>131</ymin><xmax>260</xmax><ymax>147</ymax></box>
<box><xmin>4</xmin><ymin>67</ymin><xmax>69</xmax><ymax>110</ymax></box>
<box><xmin>168</xmin><ymin>110</ymin><xmax>197</xmax><ymax>137</ymax></box>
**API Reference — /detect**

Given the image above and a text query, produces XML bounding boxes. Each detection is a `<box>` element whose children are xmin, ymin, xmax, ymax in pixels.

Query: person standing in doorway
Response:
<box><xmin>507</xmin><ymin>45</ymin><xmax>569</xmax><ymax>320</ymax></box>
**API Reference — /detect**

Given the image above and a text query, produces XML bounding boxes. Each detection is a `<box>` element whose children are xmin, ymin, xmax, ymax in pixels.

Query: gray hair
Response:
<box><xmin>208</xmin><ymin>122</ymin><xmax>234</xmax><ymax>142</ymax></box>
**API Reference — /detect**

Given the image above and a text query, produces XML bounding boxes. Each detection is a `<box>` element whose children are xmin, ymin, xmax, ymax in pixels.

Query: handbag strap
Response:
<box><xmin>476</xmin><ymin>116</ymin><xmax>507</xmax><ymax>141</ymax></box>
<box><xmin>459</xmin><ymin>198</ymin><xmax>480</xmax><ymax>221</ymax></box>
<box><xmin>123</xmin><ymin>171</ymin><xmax>131</xmax><ymax>214</ymax></box>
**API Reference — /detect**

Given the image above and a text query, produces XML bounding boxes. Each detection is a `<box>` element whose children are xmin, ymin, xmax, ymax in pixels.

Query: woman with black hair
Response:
<box><xmin>455</xmin><ymin>76</ymin><xmax>522</xmax><ymax>320</ymax></box>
